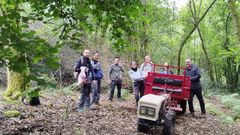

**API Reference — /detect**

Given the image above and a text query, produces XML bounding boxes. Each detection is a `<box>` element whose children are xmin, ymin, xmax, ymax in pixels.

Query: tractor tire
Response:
<box><xmin>162</xmin><ymin>110</ymin><xmax>176</xmax><ymax>135</ymax></box>
<box><xmin>137</xmin><ymin>118</ymin><xmax>150</xmax><ymax>133</ymax></box>
<box><xmin>180</xmin><ymin>100</ymin><xmax>186</xmax><ymax>114</ymax></box>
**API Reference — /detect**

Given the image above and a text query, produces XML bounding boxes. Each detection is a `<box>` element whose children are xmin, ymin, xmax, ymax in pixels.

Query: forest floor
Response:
<box><xmin>0</xmin><ymin>89</ymin><xmax>240</xmax><ymax>135</ymax></box>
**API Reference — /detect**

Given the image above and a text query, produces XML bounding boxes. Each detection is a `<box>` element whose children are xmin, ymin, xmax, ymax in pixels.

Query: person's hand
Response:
<box><xmin>92</xmin><ymin>80</ymin><xmax>97</xmax><ymax>84</ymax></box>
<box><xmin>108</xmin><ymin>80</ymin><xmax>111</xmax><ymax>84</ymax></box>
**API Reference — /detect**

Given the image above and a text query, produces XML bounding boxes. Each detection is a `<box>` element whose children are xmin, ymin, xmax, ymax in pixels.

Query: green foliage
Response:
<box><xmin>232</xmin><ymin>105</ymin><xmax>240</xmax><ymax>120</ymax></box>
<box><xmin>220</xmin><ymin>114</ymin><xmax>235</xmax><ymax>125</ymax></box>
<box><xmin>113</xmin><ymin>88</ymin><xmax>130</xmax><ymax>100</ymax></box>
<box><xmin>3</xmin><ymin>110</ymin><xmax>20</xmax><ymax>117</ymax></box>
<box><xmin>205</xmin><ymin>102</ymin><xmax>222</xmax><ymax>116</ymax></box>
<box><xmin>0</xmin><ymin>0</ymin><xmax>60</xmax><ymax>92</ymax></box>
<box><xmin>220</xmin><ymin>93</ymin><xmax>240</xmax><ymax>108</ymax></box>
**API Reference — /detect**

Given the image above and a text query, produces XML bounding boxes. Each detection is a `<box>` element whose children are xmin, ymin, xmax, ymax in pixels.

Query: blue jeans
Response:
<box><xmin>79</xmin><ymin>83</ymin><xmax>91</xmax><ymax>109</ymax></box>
<box><xmin>92</xmin><ymin>80</ymin><xmax>101</xmax><ymax>104</ymax></box>
<box><xmin>109</xmin><ymin>80</ymin><xmax>122</xmax><ymax>101</ymax></box>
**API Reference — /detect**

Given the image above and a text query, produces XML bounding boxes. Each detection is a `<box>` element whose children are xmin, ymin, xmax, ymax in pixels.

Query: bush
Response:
<box><xmin>220</xmin><ymin>114</ymin><xmax>235</xmax><ymax>125</ymax></box>
<box><xmin>205</xmin><ymin>103</ymin><xmax>222</xmax><ymax>116</ymax></box>
<box><xmin>232</xmin><ymin>105</ymin><xmax>240</xmax><ymax>120</ymax></box>
<box><xmin>220</xmin><ymin>93</ymin><xmax>240</xmax><ymax>108</ymax></box>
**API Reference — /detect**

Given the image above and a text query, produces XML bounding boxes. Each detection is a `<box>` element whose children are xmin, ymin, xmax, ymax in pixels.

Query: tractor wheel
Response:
<box><xmin>137</xmin><ymin>119</ymin><xmax>149</xmax><ymax>133</ymax></box>
<box><xmin>162</xmin><ymin>110</ymin><xmax>176</xmax><ymax>135</ymax></box>
<box><xmin>180</xmin><ymin>100</ymin><xmax>186</xmax><ymax>114</ymax></box>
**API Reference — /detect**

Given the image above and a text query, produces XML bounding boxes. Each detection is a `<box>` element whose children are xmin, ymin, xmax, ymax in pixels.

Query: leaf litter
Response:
<box><xmin>0</xmin><ymin>91</ymin><xmax>239</xmax><ymax>135</ymax></box>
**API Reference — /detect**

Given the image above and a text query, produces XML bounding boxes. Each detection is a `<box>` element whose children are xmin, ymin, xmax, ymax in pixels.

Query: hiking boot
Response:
<box><xmin>78</xmin><ymin>108</ymin><xmax>84</xmax><ymax>113</ymax></box>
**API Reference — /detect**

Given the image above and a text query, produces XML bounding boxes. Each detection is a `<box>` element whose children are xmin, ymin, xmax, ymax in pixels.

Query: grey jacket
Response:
<box><xmin>186</xmin><ymin>64</ymin><xmax>202</xmax><ymax>90</ymax></box>
<box><xmin>140</xmin><ymin>63</ymin><xmax>153</xmax><ymax>78</ymax></box>
<box><xmin>128</xmin><ymin>69</ymin><xmax>144</xmax><ymax>82</ymax></box>
<box><xmin>109</xmin><ymin>64</ymin><xmax>124</xmax><ymax>81</ymax></box>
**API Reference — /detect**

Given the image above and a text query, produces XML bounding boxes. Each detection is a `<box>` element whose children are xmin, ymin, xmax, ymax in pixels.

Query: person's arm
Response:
<box><xmin>120</xmin><ymin>66</ymin><xmax>124</xmax><ymax>72</ymax></box>
<box><xmin>139</xmin><ymin>63</ymin><xmax>144</xmax><ymax>72</ymax></box>
<box><xmin>191</xmin><ymin>66</ymin><xmax>201</xmax><ymax>82</ymax></box>
<box><xmin>128</xmin><ymin>70</ymin><xmax>141</xmax><ymax>81</ymax></box>
<box><xmin>74</xmin><ymin>59</ymin><xmax>81</xmax><ymax>72</ymax></box>
<box><xmin>89</xmin><ymin>61</ymin><xmax>95</xmax><ymax>80</ymax></box>
<box><xmin>108</xmin><ymin>65</ymin><xmax>113</xmax><ymax>81</ymax></box>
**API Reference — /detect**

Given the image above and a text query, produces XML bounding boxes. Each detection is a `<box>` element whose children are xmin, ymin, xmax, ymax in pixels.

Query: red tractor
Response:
<box><xmin>137</xmin><ymin>64</ymin><xmax>191</xmax><ymax>134</ymax></box>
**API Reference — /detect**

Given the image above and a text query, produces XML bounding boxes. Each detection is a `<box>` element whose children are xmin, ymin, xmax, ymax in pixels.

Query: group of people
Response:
<box><xmin>74</xmin><ymin>49</ymin><xmax>206</xmax><ymax>116</ymax></box>
<box><xmin>74</xmin><ymin>49</ymin><xmax>103</xmax><ymax>112</ymax></box>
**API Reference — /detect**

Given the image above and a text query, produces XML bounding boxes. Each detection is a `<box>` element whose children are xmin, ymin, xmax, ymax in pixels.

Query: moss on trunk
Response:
<box><xmin>4</xmin><ymin>68</ymin><xmax>26</xmax><ymax>100</ymax></box>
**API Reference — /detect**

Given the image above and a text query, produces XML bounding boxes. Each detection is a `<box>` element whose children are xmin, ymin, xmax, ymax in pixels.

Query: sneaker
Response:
<box><xmin>78</xmin><ymin>108</ymin><xmax>84</xmax><ymax>113</ymax></box>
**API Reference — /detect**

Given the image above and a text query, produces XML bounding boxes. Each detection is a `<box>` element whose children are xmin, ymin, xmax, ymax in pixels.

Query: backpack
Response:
<box><xmin>74</xmin><ymin>56</ymin><xmax>83</xmax><ymax>79</ymax></box>
<box><xmin>95</xmin><ymin>67</ymin><xmax>103</xmax><ymax>79</ymax></box>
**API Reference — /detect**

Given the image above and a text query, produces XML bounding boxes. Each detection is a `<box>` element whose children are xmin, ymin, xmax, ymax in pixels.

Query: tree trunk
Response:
<box><xmin>223</xmin><ymin>12</ymin><xmax>239</xmax><ymax>92</ymax></box>
<box><xmin>4</xmin><ymin>68</ymin><xmax>26</xmax><ymax>100</ymax></box>
<box><xmin>227</xmin><ymin>0</ymin><xmax>240</xmax><ymax>43</ymax></box>
<box><xmin>177</xmin><ymin>0</ymin><xmax>217</xmax><ymax>74</ymax></box>
<box><xmin>189</xmin><ymin>0</ymin><xmax>215</xmax><ymax>83</ymax></box>
<box><xmin>141</xmin><ymin>0</ymin><xmax>149</xmax><ymax>59</ymax></box>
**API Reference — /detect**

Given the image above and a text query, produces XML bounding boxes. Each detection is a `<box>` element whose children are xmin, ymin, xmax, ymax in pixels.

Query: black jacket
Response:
<box><xmin>186</xmin><ymin>64</ymin><xmax>202</xmax><ymax>90</ymax></box>
<box><xmin>74</xmin><ymin>56</ymin><xmax>93</xmax><ymax>80</ymax></box>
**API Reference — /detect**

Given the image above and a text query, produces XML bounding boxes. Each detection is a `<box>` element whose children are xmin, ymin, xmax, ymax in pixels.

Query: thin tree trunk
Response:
<box><xmin>141</xmin><ymin>0</ymin><xmax>149</xmax><ymax>58</ymax></box>
<box><xmin>189</xmin><ymin>0</ymin><xmax>215</xmax><ymax>83</ymax></box>
<box><xmin>177</xmin><ymin>0</ymin><xmax>217</xmax><ymax>74</ymax></box>
<box><xmin>223</xmin><ymin>12</ymin><xmax>239</xmax><ymax>92</ymax></box>
<box><xmin>227</xmin><ymin>0</ymin><xmax>240</xmax><ymax>43</ymax></box>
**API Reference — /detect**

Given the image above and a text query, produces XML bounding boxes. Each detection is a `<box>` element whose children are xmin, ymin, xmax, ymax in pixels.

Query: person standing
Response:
<box><xmin>185</xmin><ymin>58</ymin><xmax>206</xmax><ymax>116</ymax></box>
<box><xmin>128</xmin><ymin>61</ymin><xmax>145</xmax><ymax>106</ymax></box>
<box><xmin>91</xmin><ymin>51</ymin><xmax>103</xmax><ymax>105</ymax></box>
<box><xmin>108</xmin><ymin>57</ymin><xmax>124</xmax><ymax>101</ymax></box>
<box><xmin>75</xmin><ymin>49</ymin><xmax>93</xmax><ymax>112</ymax></box>
<box><xmin>160</xmin><ymin>62</ymin><xmax>174</xmax><ymax>74</ymax></box>
<box><xmin>140</xmin><ymin>55</ymin><xmax>153</xmax><ymax>79</ymax></box>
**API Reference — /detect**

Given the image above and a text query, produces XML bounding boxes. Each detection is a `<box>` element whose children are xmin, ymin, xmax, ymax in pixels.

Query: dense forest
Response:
<box><xmin>0</xmin><ymin>0</ymin><xmax>240</xmax><ymax>135</ymax></box>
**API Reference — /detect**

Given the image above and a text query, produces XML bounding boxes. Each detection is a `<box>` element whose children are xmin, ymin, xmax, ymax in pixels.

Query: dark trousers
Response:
<box><xmin>109</xmin><ymin>80</ymin><xmax>122</xmax><ymax>101</ymax></box>
<box><xmin>92</xmin><ymin>80</ymin><xmax>101</xmax><ymax>104</ymax></box>
<box><xmin>133</xmin><ymin>80</ymin><xmax>145</xmax><ymax>105</ymax></box>
<box><xmin>79</xmin><ymin>83</ymin><xmax>91</xmax><ymax>109</ymax></box>
<box><xmin>188</xmin><ymin>88</ymin><xmax>206</xmax><ymax>114</ymax></box>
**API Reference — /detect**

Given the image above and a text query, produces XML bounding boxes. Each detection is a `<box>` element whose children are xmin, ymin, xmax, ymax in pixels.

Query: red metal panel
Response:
<box><xmin>144</xmin><ymin>64</ymin><xmax>191</xmax><ymax>104</ymax></box>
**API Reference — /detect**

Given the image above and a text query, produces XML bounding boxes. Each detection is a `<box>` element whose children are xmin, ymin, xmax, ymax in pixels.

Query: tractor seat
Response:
<box><xmin>152</xmin><ymin>86</ymin><xmax>182</xmax><ymax>94</ymax></box>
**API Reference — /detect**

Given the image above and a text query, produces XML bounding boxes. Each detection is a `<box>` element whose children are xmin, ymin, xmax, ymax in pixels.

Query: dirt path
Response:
<box><xmin>0</xmin><ymin>91</ymin><xmax>239</xmax><ymax>135</ymax></box>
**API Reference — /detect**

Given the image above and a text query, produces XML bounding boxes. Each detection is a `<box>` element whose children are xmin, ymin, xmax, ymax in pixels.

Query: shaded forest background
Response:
<box><xmin>0</xmin><ymin>0</ymin><xmax>240</xmax><ymax>134</ymax></box>
<box><xmin>0</xmin><ymin>0</ymin><xmax>239</xmax><ymax>104</ymax></box>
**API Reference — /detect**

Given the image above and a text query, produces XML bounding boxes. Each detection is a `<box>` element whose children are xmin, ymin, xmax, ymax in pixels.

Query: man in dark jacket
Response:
<box><xmin>91</xmin><ymin>51</ymin><xmax>103</xmax><ymax>105</ymax></box>
<box><xmin>75</xmin><ymin>49</ymin><xmax>93</xmax><ymax>112</ymax></box>
<box><xmin>185</xmin><ymin>58</ymin><xmax>206</xmax><ymax>116</ymax></box>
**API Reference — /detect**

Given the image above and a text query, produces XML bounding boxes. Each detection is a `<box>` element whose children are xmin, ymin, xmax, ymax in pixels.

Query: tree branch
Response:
<box><xmin>177</xmin><ymin>0</ymin><xmax>217</xmax><ymax>74</ymax></box>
